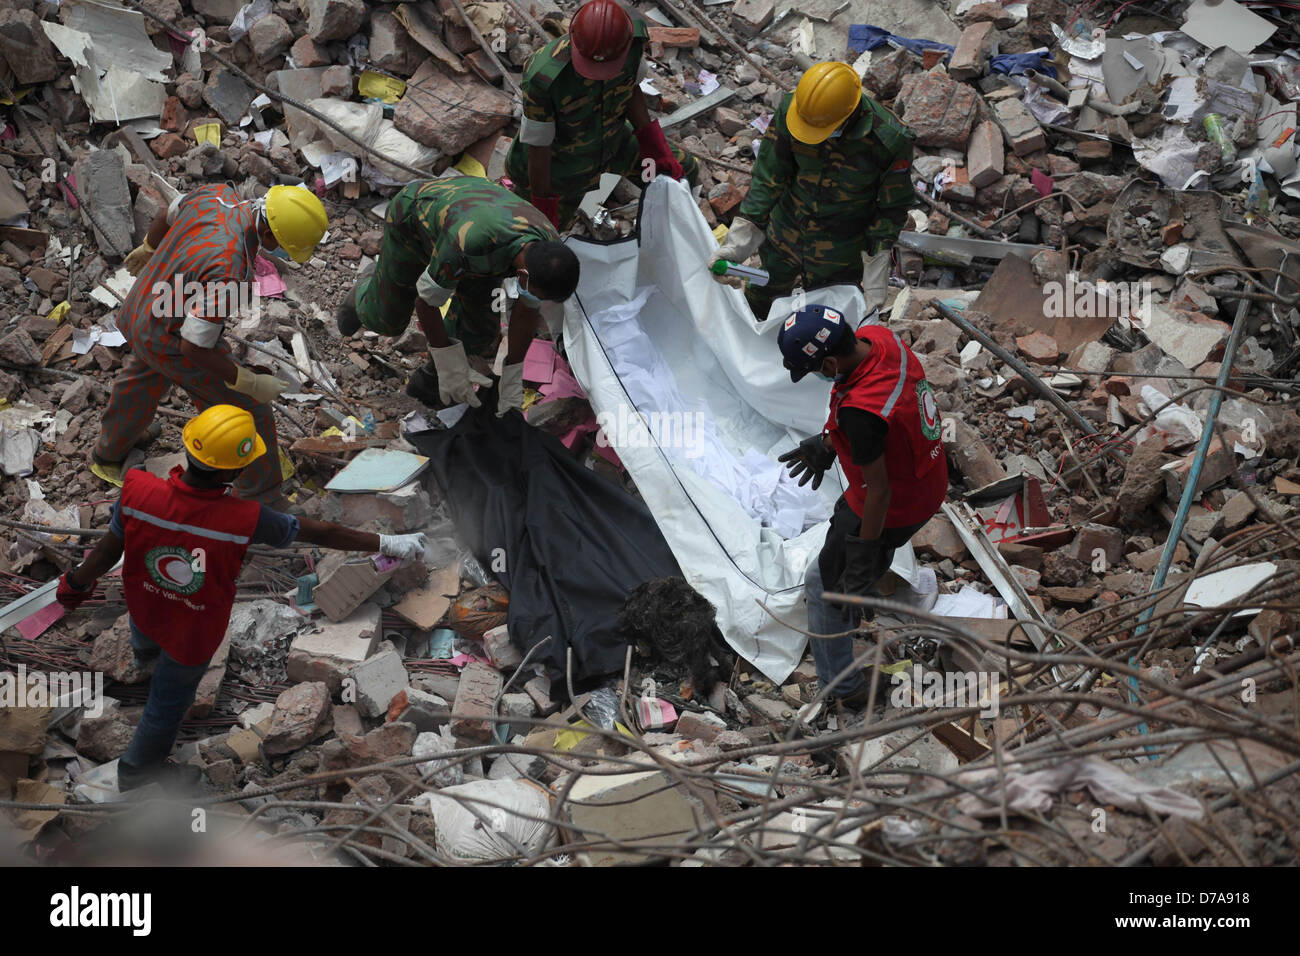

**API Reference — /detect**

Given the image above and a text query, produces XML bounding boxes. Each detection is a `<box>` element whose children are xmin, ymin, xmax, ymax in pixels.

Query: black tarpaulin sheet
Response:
<box><xmin>412</xmin><ymin>405</ymin><xmax>681</xmax><ymax>685</ymax></box>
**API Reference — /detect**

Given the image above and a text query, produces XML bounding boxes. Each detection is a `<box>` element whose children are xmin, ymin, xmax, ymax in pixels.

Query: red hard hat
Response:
<box><xmin>570</xmin><ymin>0</ymin><xmax>633</xmax><ymax>81</ymax></box>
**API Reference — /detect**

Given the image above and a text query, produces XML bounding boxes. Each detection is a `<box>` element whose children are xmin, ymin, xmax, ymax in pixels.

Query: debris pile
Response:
<box><xmin>2</xmin><ymin>0</ymin><xmax>1300</xmax><ymax>867</ymax></box>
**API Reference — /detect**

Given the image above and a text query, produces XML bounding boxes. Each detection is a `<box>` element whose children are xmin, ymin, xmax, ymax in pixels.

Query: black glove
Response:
<box><xmin>838</xmin><ymin>535</ymin><xmax>881</xmax><ymax>597</ymax></box>
<box><xmin>777</xmin><ymin>434</ymin><xmax>836</xmax><ymax>490</ymax></box>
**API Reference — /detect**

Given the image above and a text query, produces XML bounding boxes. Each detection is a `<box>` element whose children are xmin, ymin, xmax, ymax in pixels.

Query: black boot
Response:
<box><xmin>336</xmin><ymin>284</ymin><xmax>361</xmax><ymax>336</ymax></box>
<box><xmin>405</xmin><ymin>360</ymin><xmax>442</xmax><ymax>406</ymax></box>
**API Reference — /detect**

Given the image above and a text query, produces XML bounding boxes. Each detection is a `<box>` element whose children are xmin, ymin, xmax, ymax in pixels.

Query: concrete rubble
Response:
<box><xmin>0</xmin><ymin>0</ymin><xmax>1298</xmax><ymax>871</ymax></box>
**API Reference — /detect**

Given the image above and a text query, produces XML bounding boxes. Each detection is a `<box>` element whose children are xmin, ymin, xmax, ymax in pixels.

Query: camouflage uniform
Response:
<box><xmin>353</xmin><ymin>177</ymin><xmax>558</xmax><ymax>358</ymax></box>
<box><xmin>505</xmin><ymin>18</ymin><xmax>698</xmax><ymax>230</ymax></box>
<box><xmin>738</xmin><ymin>92</ymin><xmax>917</xmax><ymax>319</ymax></box>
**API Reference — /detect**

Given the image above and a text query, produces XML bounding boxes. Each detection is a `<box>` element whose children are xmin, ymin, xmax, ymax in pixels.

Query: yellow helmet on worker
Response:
<box><xmin>183</xmin><ymin>405</ymin><xmax>267</xmax><ymax>471</ymax></box>
<box><xmin>264</xmin><ymin>184</ymin><xmax>328</xmax><ymax>263</ymax></box>
<box><xmin>787</xmin><ymin>62</ymin><xmax>863</xmax><ymax>145</ymax></box>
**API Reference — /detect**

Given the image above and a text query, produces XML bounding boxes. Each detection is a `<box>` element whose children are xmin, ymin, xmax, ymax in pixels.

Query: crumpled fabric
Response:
<box><xmin>991</xmin><ymin>49</ymin><xmax>1058</xmax><ymax>78</ymax></box>
<box><xmin>590</xmin><ymin>286</ymin><xmax>830</xmax><ymax>537</ymax></box>
<box><xmin>955</xmin><ymin>757</ymin><xmax>1204</xmax><ymax>820</ymax></box>
<box><xmin>847</xmin><ymin>24</ymin><xmax>953</xmax><ymax>59</ymax></box>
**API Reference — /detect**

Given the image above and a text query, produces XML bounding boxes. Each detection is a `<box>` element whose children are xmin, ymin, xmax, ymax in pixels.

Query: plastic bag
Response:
<box><xmin>447</xmin><ymin>585</ymin><xmax>509</xmax><ymax>639</ymax></box>
<box><xmin>413</xmin><ymin>779</ymin><xmax>555</xmax><ymax>863</ymax></box>
<box><xmin>413</xmin><ymin>728</ymin><xmax>465</xmax><ymax>788</ymax></box>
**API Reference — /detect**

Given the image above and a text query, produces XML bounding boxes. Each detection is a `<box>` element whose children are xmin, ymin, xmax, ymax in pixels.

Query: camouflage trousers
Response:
<box><xmin>506</xmin><ymin>122</ymin><xmax>700</xmax><ymax>231</ymax></box>
<box><xmin>353</xmin><ymin>190</ymin><xmax>502</xmax><ymax>359</ymax></box>
<box><xmin>745</xmin><ymin>215</ymin><xmax>868</xmax><ymax>322</ymax></box>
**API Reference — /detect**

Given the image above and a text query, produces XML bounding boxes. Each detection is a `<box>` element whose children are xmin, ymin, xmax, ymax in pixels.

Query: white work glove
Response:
<box><xmin>707</xmin><ymin>217</ymin><xmax>765</xmax><ymax>288</ymax></box>
<box><xmin>230</xmin><ymin>365</ymin><xmax>289</xmax><ymax>405</ymax></box>
<box><xmin>124</xmin><ymin>239</ymin><xmax>155</xmax><ymax>276</ymax></box>
<box><xmin>497</xmin><ymin>362</ymin><xmax>524</xmax><ymax>418</ymax></box>
<box><xmin>378</xmin><ymin>532</ymin><xmax>428</xmax><ymax>561</ymax></box>
<box><xmin>430</xmin><ymin>339</ymin><xmax>481</xmax><ymax>408</ymax></box>
<box><xmin>861</xmin><ymin>247</ymin><xmax>891</xmax><ymax>314</ymax></box>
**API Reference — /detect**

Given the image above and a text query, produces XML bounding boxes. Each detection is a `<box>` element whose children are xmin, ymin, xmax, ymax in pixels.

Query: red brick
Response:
<box><xmin>450</xmin><ymin>662</ymin><xmax>501</xmax><ymax>743</ymax></box>
<box><xmin>151</xmin><ymin>132</ymin><xmax>188</xmax><ymax>159</ymax></box>
<box><xmin>160</xmin><ymin>96</ymin><xmax>189</xmax><ymax>133</ymax></box>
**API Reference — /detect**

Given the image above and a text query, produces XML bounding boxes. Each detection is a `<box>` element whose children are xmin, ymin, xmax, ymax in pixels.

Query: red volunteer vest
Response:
<box><xmin>120</xmin><ymin>466</ymin><xmax>262</xmax><ymax>666</ymax></box>
<box><xmin>826</xmin><ymin>325</ymin><xmax>948</xmax><ymax>526</ymax></box>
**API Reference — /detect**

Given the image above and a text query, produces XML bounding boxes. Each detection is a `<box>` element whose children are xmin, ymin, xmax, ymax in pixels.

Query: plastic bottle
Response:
<box><xmin>1203</xmin><ymin>113</ymin><xmax>1236</xmax><ymax>164</ymax></box>
<box><xmin>710</xmin><ymin>259</ymin><xmax>770</xmax><ymax>286</ymax></box>
<box><xmin>1246</xmin><ymin>166</ymin><xmax>1270</xmax><ymax>222</ymax></box>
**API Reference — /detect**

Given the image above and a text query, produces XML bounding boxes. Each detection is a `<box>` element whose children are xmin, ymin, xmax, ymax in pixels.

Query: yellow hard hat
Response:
<box><xmin>264</xmin><ymin>184</ymin><xmax>328</xmax><ymax>263</ymax></box>
<box><xmin>183</xmin><ymin>405</ymin><xmax>267</xmax><ymax>470</ymax></box>
<box><xmin>787</xmin><ymin>62</ymin><xmax>862</xmax><ymax>145</ymax></box>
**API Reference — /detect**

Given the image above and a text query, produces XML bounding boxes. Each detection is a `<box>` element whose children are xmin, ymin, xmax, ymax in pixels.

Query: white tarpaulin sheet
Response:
<box><xmin>562</xmin><ymin>177</ymin><xmax>921</xmax><ymax>684</ymax></box>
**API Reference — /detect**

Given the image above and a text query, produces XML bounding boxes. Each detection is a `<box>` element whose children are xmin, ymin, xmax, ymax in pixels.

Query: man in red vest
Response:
<box><xmin>56</xmin><ymin>405</ymin><xmax>428</xmax><ymax>791</ymax></box>
<box><xmin>777</xmin><ymin>305</ymin><xmax>948</xmax><ymax>709</ymax></box>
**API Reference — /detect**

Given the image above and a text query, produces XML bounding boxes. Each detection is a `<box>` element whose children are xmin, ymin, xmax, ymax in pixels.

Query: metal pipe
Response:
<box><xmin>1128</xmin><ymin>295</ymin><xmax>1251</xmax><ymax>733</ymax></box>
<box><xmin>932</xmin><ymin>300</ymin><xmax>1126</xmax><ymax>466</ymax></box>
<box><xmin>1024</xmin><ymin>69</ymin><xmax>1070</xmax><ymax>100</ymax></box>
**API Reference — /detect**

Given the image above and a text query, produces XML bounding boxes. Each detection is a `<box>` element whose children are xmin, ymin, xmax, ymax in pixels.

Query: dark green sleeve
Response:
<box><xmin>865</xmin><ymin>135</ymin><xmax>917</xmax><ymax>253</ymax></box>
<box><xmin>737</xmin><ymin>109</ymin><xmax>795</xmax><ymax>228</ymax></box>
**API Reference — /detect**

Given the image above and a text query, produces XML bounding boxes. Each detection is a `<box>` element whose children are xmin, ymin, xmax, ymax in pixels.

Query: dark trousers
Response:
<box><xmin>806</xmin><ymin>495</ymin><xmax>925</xmax><ymax>698</ymax></box>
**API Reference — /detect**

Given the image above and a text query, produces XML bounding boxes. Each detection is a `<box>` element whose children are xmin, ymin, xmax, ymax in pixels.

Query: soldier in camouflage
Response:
<box><xmin>506</xmin><ymin>0</ymin><xmax>698</xmax><ymax>230</ymax></box>
<box><xmin>336</xmin><ymin>176</ymin><xmax>580</xmax><ymax>416</ymax></box>
<box><xmin>709</xmin><ymin>61</ymin><xmax>918</xmax><ymax>321</ymax></box>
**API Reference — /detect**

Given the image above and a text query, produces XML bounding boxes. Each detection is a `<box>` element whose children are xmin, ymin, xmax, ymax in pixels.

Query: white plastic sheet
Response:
<box><xmin>562</xmin><ymin>177</ymin><xmax>920</xmax><ymax>683</ymax></box>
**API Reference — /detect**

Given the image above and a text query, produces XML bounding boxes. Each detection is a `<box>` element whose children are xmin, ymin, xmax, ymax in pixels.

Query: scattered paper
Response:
<box><xmin>639</xmin><ymin>78</ymin><xmax>660</xmax><ymax>96</ymax></box>
<box><xmin>193</xmin><ymin>122</ymin><xmax>221</xmax><ymax>146</ymax></box>
<box><xmin>698</xmin><ymin>69</ymin><xmax>720</xmax><ymax>96</ymax></box>
<box><xmin>1180</xmin><ymin>0</ymin><xmax>1276</xmax><ymax>54</ymax></box>
<box><xmin>71</xmin><ymin>318</ymin><xmax>126</xmax><ymax>354</ymax></box>
<box><xmin>358</xmin><ymin>70</ymin><xmax>406</xmax><ymax>103</ymax></box>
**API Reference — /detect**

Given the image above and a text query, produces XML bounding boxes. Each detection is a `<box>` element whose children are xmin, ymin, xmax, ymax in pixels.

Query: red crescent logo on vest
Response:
<box><xmin>145</xmin><ymin>546</ymin><xmax>206</xmax><ymax>596</ymax></box>
<box><xmin>917</xmin><ymin>379</ymin><xmax>941</xmax><ymax>440</ymax></box>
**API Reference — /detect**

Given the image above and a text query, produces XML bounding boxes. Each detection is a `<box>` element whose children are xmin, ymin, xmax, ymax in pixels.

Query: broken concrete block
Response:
<box><xmin>991</xmin><ymin>97</ymin><xmax>1046</xmax><ymax>156</ymax></box>
<box><xmin>731</xmin><ymin>0</ymin><xmax>775</xmax><ymax>35</ymax></box>
<box><xmin>1069</xmin><ymin>523</ymin><xmax>1124</xmax><ymax>569</ymax></box>
<box><xmin>320</xmin><ymin>64</ymin><xmax>352</xmax><ymax>97</ymax></box>
<box><xmin>1067</xmin><ymin>340</ymin><xmax>1116</xmax><ymax>374</ymax></box>
<box><xmin>482</xmin><ymin>624</ymin><xmax>523</xmax><ymax>670</ymax></box>
<box><xmin>450</xmin><ymin>662</ymin><xmax>502</xmax><ymax>743</ymax></box>
<box><xmin>226</xmin><ymin>599</ymin><xmax>305</xmax><ymax>685</ymax></box>
<box><xmin>204</xmin><ymin>68</ymin><xmax>256</xmax><ymax>127</ymax></box>
<box><xmin>912</xmin><ymin>514</ymin><xmax>969</xmax><ymax>560</ymax></box>
<box><xmin>496</xmin><ymin>692</ymin><xmax>533</xmax><ymax>738</ymax></box>
<box><xmin>0</xmin><ymin>10</ymin><xmax>61</xmax><ymax>85</ymax></box>
<box><xmin>350</xmin><ymin>648</ymin><xmax>409</xmax><ymax>719</ymax></box>
<box><xmin>713</xmin><ymin>106</ymin><xmax>749</xmax><ymax>137</ymax></box>
<box><xmin>1220</xmin><ymin>491</ymin><xmax>1256</xmax><ymax>532</ymax></box>
<box><xmin>303</xmin><ymin>0</ymin><xmax>366</xmax><ymax>42</ymax></box>
<box><xmin>311</xmin><ymin>552</ymin><xmax>396</xmax><ymax>622</ymax></box>
<box><xmin>333</xmin><ymin>703</ymin><xmax>364</xmax><ymax>736</ymax></box>
<box><xmin>247</xmin><ymin>13</ymin><xmax>293</xmax><ymax>64</ymax></box>
<box><xmin>966</xmin><ymin>120</ymin><xmax>1004</xmax><ymax>188</ymax></box>
<box><xmin>1163</xmin><ymin>437</ymin><xmax>1234</xmax><ymax>501</ymax></box>
<box><xmin>746</xmin><ymin>695</ymin><xmax>794</xmax><ymax>722</ymax></box>
<box><xmin>289</xmin><ymin>34</ymin><xmax>331</xmax><ymax>68</ymax></box>
<box><xmin>320</xmin><ymin>721</ymin><xmax>418</xmax><ymax>772</ymax></box>
<box><xmin>285</xmin><ymin>602</ymin><xmax>381</xmax><ymax>693</ymax></box>
<box><xmin>896</xmin><ymin>72</ymin><xmax>979</xmax><ymax>148</ymax></box>
<box><xmin>387</xmin><ymin>687</ymin><xmax>449</xmax><ymax>732</ymax></box>
<box><xmin>1117</xmin><ymin>437</ymin><xmax>1175</xmax><ymax>516</ymax></box>
<box><xmin>394</xmin><ymin>59</ymin><xmax>510</xmax><ymax>156</ymax></box>
<box><xmin>187</xmin><ymin>635</ymin><xmax>231</xmax><ymax>719</ymax></box>
<box><xmin>321</xmin><ymin>479</ymin><xmax>434</xmax><ymax>533</ymax></box>
<box><xmin>945</xmin><ymin>417</ymin><xmax>1007</xmax><ymax>488</ymax></box>
<box><xmin>263</xmin><ymin>681</ymin><xmax>333</xmax><ymax>755</ymax></box>
<box><xmin>949</xmin><ymin>21</ymin><xmax>998</xmax><ymax>80</ymax></box>
<box><xmin>675</xmin><ymin>709</ymin><xmax>727</xmax><ymax>742</ymax></box>
<box><xmin>565</xmin><ymin>770</ymin><xmax>701</xmax><ymax>866</ymax></box>
<box><xmin>1015</xmin><ymin>330</ymin><xmax>1061</xmax><ymax>363</ymax></box>
<box><xmin>76</xmin><ymin>710</ymin><xmax>135</xmax><ymax>763</ymax></box>
<box><xmin>74</xmin><ymin>149</ymin><xmax>134</xmax><ymax>257</ymax></box>
<box><xmin>192</xmin><ymin>0</ymin><xmax>244</xmax><ymax>22</ymax></box>
<box><xmin>89</xmin><ymin>615</ymin><xmax>153</xmax><ymax>684</ymax></box>
<box><xmin>369</xmin><ymin>10</ymin><xmax>421</xmax><ymax>76</ymax></box>
<box><xmin>1140</xmin><ymin>305</ymin><xmax>1229</xmax><ymax>368</ymax></box>
<box><xmin>0</xmin><ymin>327</ymin><xmax>40</xmax><ymax>366</ymax></box>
